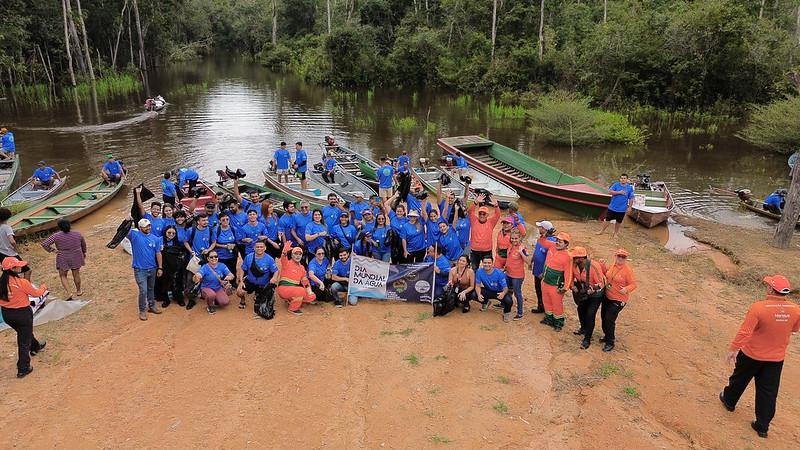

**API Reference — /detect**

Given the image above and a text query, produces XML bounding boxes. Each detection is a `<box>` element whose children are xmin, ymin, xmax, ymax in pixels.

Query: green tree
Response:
<box><xmin>737</xmin><ymin>95</ymin><xmax>800</xmax><ymax>153</ymax></box>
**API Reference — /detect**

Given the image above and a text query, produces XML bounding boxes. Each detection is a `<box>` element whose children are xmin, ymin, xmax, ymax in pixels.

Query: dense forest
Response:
<box><xmin>3</xmin><ymin>0</ymin><xmax>800</xmax><ymax>112</ymax></box>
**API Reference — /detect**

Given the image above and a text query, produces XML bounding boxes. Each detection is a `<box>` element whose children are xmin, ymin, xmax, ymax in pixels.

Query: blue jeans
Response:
<box><xmin>507</xmin><ymin>276</ymin><xmax>524</xmax><ymax>315</ymax></box>
<box><xmin>134</xmin><ymin>267</ymin><xmax>157</xmax><ymax>312</ymax></box>
<box><xmin>331</xmin><ymin>281</ymin><xmax>357</xmax><ymax>305</ymax></box>
<box><xmin>374</xmin><ymin>251</ymin><xmax>391</xmax><ymax>262</ymax></box>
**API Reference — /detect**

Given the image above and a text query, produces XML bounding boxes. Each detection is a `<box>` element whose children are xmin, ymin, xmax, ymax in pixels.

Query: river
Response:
<box><xmin>0</xmin><ymin>56</ymin><xmax>794</xmax><ymax>240</ymax></box>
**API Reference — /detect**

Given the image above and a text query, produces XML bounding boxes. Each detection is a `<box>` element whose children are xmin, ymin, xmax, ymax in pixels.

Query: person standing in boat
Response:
<box><xmin>161</xmin><ymin>172</ymin><xmax>177</xmax><ymax>207</ymax></box>
<box><xmin>0</xmin><ymin>128</ymin><xmax>15</xmax><ymax>160</ymax></box>
<box><xmin>396</xmin><ymin>150</ymin><xmax>410</xmax><ymax>173</ymax></box>
<box><xmin>29</xmin><ymin>161</ymin><xmax>61</xmax><ymax>190</ymax></box>
<box><xmin>273</xmin><ymin>141</ymin><xmax>292</xmax><ymax>184</ymax></box>
<box><xmin>376</xmin><ymin>158</ymin><xmax>396</xmax><ymax>203</ymax></box>
<box><xmin>101</xmin><ymin>154</ymin><xmax>125</xmax><ymax>187</ymax></box>
<box><xmin>294</xmin><ymin>142</ymin><xmax>308</xmax><ymax>190</ymax></box>
<box><xmin>596</xmin><ymin>173</ymin><xmax>635</xmax><ymax>238</ymax></box>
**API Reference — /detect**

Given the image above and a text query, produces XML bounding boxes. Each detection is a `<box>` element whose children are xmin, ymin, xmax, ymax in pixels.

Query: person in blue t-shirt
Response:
<box><xmin>331</xmin><ymin>213</ymin><xmax>358</xmax><ymax>251</ymax></box>
<box><xmin>475</xmin><ymin>254</ymin><xmax>512</xmax><ymax>322</ymax></box>
<box><xmin>30</xmin><ymin>161</ymin><xmax>61</xmax><ymax>190</ymax></box>
<box><xmin>135</xmin><ymin>186</ymin><xmax>166</xmax><ymax>238</ymax></box>
<box><xmin>273</xmin><ymin>141</ymin><xmax>292</xmax><ymax>184</ymax></box>
<box><xmin>235</xmin><ymin>239</ymin><xmax>280</xmax><ymax>309</ymax></box>
<box><xmin>330</xmin><ymin>247</ymin><xmax>356</xmax><ymax>306</ymax></box>
<box><xmin>304</xmin><ymin>209</ymin><xmax>328</xmax><ymax>255</ymax></box>
<box><xmin>174</xmin><ymin>168</ymin><xmax>199</xmax><ymax>191</ymax></box>
<box><xmin>128</xmin><ymin>218</ymin><xmax>162</xmax><ymax>320</ymax></box>
<box><xmin>239</xmin><ymin>210</ymin><xmax>268</xmax><ymax>255</ymax></box>
<box><xmin>531</xmin><ymin>220</ymin><xmax>556</xmax><ymax>314</ymax></box>
<box><xmin>376</xmin><ymin>159</ymin><xmax>396</xmax><ymax>202</ymax></box>
<box><xmin>437</xmin><ymin>220</ymin><xmax>463</xmax><ymax>263</ymax></box>
<box><xmin>349</xmin><ymin>192</ymin><xmax>370</xmax><ymax>226</ymax></box>
<box><xmin>161</xmin><ymin>172</ymin><xmax>177</xmax><ymax>206</ymax></box>
<box><xmin>371</xmin><ymin>213</ymin><xmax>391</xmax><ymax>262</ymax></box>
<box><xmin>448</xmin><ymin>151</ymin><xmax>469</xmax><ymax>176</ymax></box>
<box><xmin>322</xmin><ymin>152</ymin><xmax>338</xmax><ymax>183</ymax></box>
<box><xmin>763</xmin><ymin>189</ymin><xmax>787</xmax><ymax>215</ymax></box>
<box><xmin>322</xmin><ymin>193</ymin><xmax>346</xmax><ymax>229</ymax></box>
<box><xmin>292</xmin><ymin>200</ymin><xmax>313</xmax><ymax>247</ymax></box>
<box><xmin>192</xmin><ymin>250</ymin><xmax>235</xmax><ymax>315</ymax></box>
<box><xmin>306</xmin><ymin>246</ymin><xmax>332</xmax><ymax>302</ymax></box>
<box><xmin>396</xmin><ymin>150</ymin><xmax>410</xmax><ymax>173</ymax></box>
<box><xmin>101</xmin><ymin>154</ymin><xmax>126</xmax><ymax>186</ymax></box>
<box><xmin>596</xmin><ymin>173</ymin><xmax>635</xmax><ymax>238</ymax></box>
<box><xmin>0</xmin><ymin>128</ymin><xmax>15</xmax><ymax>160</ymax></box>
<box><xmin>293</xmin><ymin>142</ymin><xmax>309</xmax><ymax>190</ymax></box>
<box><xmin>212</xmin><ymin>213</ymin><xmax>239</xmax><ymax>276</ymax></box>
<box><xmin>425</xmin><ymin>245</ymin><xmax>451</xmax><ymax>298</ymax></box>
<box><xmin>360</xmin><ymin>209</ymin><xmax>376</xmax><ymax>233</ymax></box>
<box><xmin>401</xmin><ymin>208</ymin><xmax>428</xmax><ymax>263</ymax></box>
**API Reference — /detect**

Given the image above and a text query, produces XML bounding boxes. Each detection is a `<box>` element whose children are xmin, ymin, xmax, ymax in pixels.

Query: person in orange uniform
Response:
<box><xmin>600</xmin><ymin>248</ymin><xmax>636</xmax><ymax>351</ymax></box>
<box><xmin>570</xmin><ymin>246</ymin><xmax>606</xmax><ymax>349</ymax></box>
<box><xmin>537</xmin><ymin>231</ymin><xmax>573</xmax><ymax>331</ymax></box>
<box><xmin>276</xmin><ymin>242</ymin><xmax>315</xmax><ymax>316</ymax></box>
<box><xmin>494</xmin><ymin>216</ymin><xmax>525</xmax><ymax>270</ymax></box>
<box><xmin>720</xmin><ymin>275</ymin><xmax>800</xmax><ymax>439</ymax></box>
<box><xmin>465</xmin><ymin>192</ymin><xmax>500</xmax><ymax>271</ymax></box>
<box><xmin>0</xmin><ymin>257</ymin><xmax>48</xmax><ymax>378</ymax></box>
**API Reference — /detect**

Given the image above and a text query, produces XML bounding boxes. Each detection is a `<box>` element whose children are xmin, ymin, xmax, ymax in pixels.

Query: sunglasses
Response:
<box><xmin>301</xmin><ymin>206</ymin><xmax>310</xmax><ymax>209</ymax></box>
<box><xmin>316</xmin><ymin>252</ymin><xmax>325</xmax><ymax>255</ymax></box>
<box><xmin>207</xmin><ymin>255</ymin><xmax>219</xmax><ymax>259</ymax></box>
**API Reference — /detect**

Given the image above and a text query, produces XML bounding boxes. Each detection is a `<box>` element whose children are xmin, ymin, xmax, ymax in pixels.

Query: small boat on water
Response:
<box><xmin>2</xmin><ymin>176</ymin><xmax>68</xmax><ymax>207</ymax></box>
<box><xmin>9</xmin><ymin>178</ymin><xmax>125</xmax><ymax>236</ymax></box>
<box><xmin>216</xmin><ymin>177</ymin><xmax>324</xmax><ymax>213</ymax></box>
<box><xmin>437</xmin><ymin>136</ymin><xmax>611</xmax><ymax>218</ymax></box>
<box><xmin>307</xmin><ymin>169</ymin><xmax>378</xmax><ymax>202</ymax></box>
<box><xmin>740</xmin><ymin>197</ymin><xmax>800</xmax><ymax>228</ymax></box>
<box><xmin>263</xmin><ymin>170</ymin><xmax>342</xmax><ymax>204</ymax></box>
<box><xmin>178</xmin><ymin>180</ymin><xmax>216</xmax><ymax>214</ymax></box>
<box><xmin>319</xmin><ymin>141</ymin><xmax>381</xmax><ymax>189</ymax></box>
<box><xmin>145</xmin><ymin>95</ymin><xmax>166</xmax><ymax>112</ymax></box>
<box><xmin>625</xmin><ymin>176</ymin><xmax>674</xmax><ymax>228</ymax></box>
<box><xmin>0</xmin><ymin>155</ymin><xmax>19</xmax><ymax>198</ymax></box>
<box><xmin>420</xmin><ymin>160</ymin><xmax>519</xmax><ymax>208</ymax></box>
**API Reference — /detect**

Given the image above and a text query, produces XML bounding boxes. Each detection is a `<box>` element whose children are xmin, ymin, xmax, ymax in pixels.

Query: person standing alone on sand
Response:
<box><xmin>0</xmin><ymin>257</ymin><xmax>48</xmax><ymax>378</ymax></box>
<box><xmin>600</xmin><ymin>248</ymin><xmax>636</xmax><ymax>351</ymax></box>
<box><xmin>40</xmin><ymin>218</ymin><xmax>86</xmax><ymax>300</ymax></box>
<box><xmin>596</xmin><ymin>173</ymin><xmax>635</xmax><ymax>238</ymax></box>
<box><xmin>720</xmin><ymin>274</ymin><xmax>800</xmax><ymax>439</ymax></box>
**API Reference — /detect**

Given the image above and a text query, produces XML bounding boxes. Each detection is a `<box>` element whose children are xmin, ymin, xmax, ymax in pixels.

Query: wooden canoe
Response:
<box><xmin>0</xmin><ymin>155</ymin><xmax>19</xmax><ymax>198</ymax></box>
<box><xmin>178</xmin><ymin>179</ymin><xmax>217</xmax><ymax>214</ymax></box>
<box><xmin>626</xmin><ymin>181</ymin><xmax>675</xmax><ymax>228</ymax></box>
<box><xmin>2</xmin><ymin>176</ymin><xmax>68</xmax><ymax>207</ymax></box>
<box><xmin>437</xmin><ymin>136</ymin><xmax>611</xmax><ymax>219</ymax></box>
<box><xmin>9</xmin><ymin>178</ymin><xmax>125</xmax><ymax>236</ymax></box>
<box><xmin>740</xmin><ymin>198</ymin><xmax>800</xmax><ymax>228</ymax></box>
<box><xmin>306</xmin><ymin>169</ymin><xmax>378</xmax><ymax>203</ymax></box>
<box><xmin>424</xmin><ymin>163</ymin><xmax>519</xmax><ymax>208</ymax></box>
<box><xmin>216</xmin><ymin>178</ymin><xmax>324</xmax><ymax>213</ymax></box>
<box><xmin>319</xmin><ymin>142</ymin><xmax>381</xmax><ymax>189</ymax></box>
<box><xmin>262</xmin><ymin>170</ymin><xmax>341</xmax><ymax>204</ymax></box>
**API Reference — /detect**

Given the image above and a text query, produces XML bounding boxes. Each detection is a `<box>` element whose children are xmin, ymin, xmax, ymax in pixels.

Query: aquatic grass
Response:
<box><xmin>412</xmin><ymin>91</ymin><xmax>419</xmax><ymax>107</ymax></box>
<box><xmin>425</xmin><ymin>121</ymin><xmax>437</xmax><ymax>136</ymax></box>
<box><xmin>10</xmin><ymin>84</ymin><xmax>53</xmax><ymax>108</ymax></box>
<box><xmin>686</xmin><ymin>127</ymin><xmax>704</xmax><ymax>135</ymax></box>
<box><xmin>63</xmin><ymin>74</ymin><xmax>143</xmax><ymax>102</ymax></box>
<box><xmin>389</xmin><ymin>116</ymin><xmax>419</xmax><ymax>132</ymax></box>
<box><xmin>351</xmin><ymin>116</ymin><xmax>375</xmax><ymax>129</ymax></box>
<box><xmin>168</xmin><ymin>82</ymin><xmax>208</xmax><ymax>97</ymax></box>
<box><xmin>449</xmin><ymin>94</ymin><xmax>472</xmax><ymax>107</ymax></box>
<box><xmin>487</xmin><ymin>98</ymin><xmax>526</xmax><ymax>120</ymax></box>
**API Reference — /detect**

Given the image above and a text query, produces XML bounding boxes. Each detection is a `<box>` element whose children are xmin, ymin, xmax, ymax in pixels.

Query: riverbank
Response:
<box><xmin>0</xmin><ymin>209</ymin><xmax>798</xmax><ymax>448</ymax></box>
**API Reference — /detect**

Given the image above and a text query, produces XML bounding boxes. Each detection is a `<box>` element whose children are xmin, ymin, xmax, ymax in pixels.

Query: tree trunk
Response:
<box><xmin>75</xmin><ymin>0</ymin><xmax>95</xmax><ymax>80</ymax></box>
<box><xmin>604</xmin><ymin>0</ymin><xmax>607</xmax><ymax>23</ymax></box>
<box><xmin>62</xmin><ymin>0</ymin><xmax>77</xmax><ymax>86</ymax></box>
<box><xmin>65</xmin><ymin>0</ymin><xmax>87</xmax><ymax>77</ymax></box>
<box><xmin>538</xmin><ymin>0</ymin><xmax>545</xmax><ymax>60</ymax></box>
<box><xmin>491</xmin><ymin>0</ymin><xmax>497</xmax><ymax>60</ymax></box>
<box><xmin>327</xmin><ymin>0</ymin><xmax>331</xmax><ymax>35</ymax></box>
<box><xmin>128</xmin><ymin>6</ymin><xmax>134</xmax><ymax>65</ymax></box>
<box><xmin>112</xmin><ymin>0</ymin><xmax>129</xmax><ymax>69</ymax></box>
<box><xmin>131</xmin><ymin>0</ymin><xmax>146</xmax><ymax>69</ymax></box>
<box><xmin>772</xmin><ymin>165</ymin><xmax>800</xmax><ymax>248</ymax></box>
<box><xmin>272</xmin><ymin>0</ymin><xmax>277</xmax><ymax>44</ymax></box>
<box><xmin>759</xmin><ymin>0</ymin><xmax>766</xmax><ymax>19</ymax></box>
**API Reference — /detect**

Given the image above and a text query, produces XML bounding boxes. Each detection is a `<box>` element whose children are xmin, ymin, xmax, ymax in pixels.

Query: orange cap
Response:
<box><xmin>571</xmin><ymin>246</ymin><xmax>587</xmax><ymax>258</ymax></box>
<box><xmin>2</xmin><ymin>256</ymin><xmax>27</xmax><ymax>271</ymax></box>
<box><xmin>477</xmin><ymin>206</ymin><xmax>490</xmax><ymax>214</ymax></box>
<box><xmin>615</xmin><ymin>248</ymin><xmax>629</xmax><ymax>257</ymax></box>
<box><xmin>556</xmin><ymin>232</ymin><xmax>571</xmax><ymax>243</ymax></box>
<box><xmin>764</xmin><ymin>275</ymin><xmax>791</xmax><ymax>294</ymax></box>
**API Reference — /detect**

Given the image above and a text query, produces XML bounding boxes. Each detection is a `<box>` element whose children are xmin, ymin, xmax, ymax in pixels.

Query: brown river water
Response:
<box><xmin>0</xmin><ymin>56</ymin><xmax>794</xmax><ymax>244</ymax></box>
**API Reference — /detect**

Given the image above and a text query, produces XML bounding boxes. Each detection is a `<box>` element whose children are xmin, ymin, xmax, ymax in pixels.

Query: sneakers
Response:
<box><xmin>580</xmin><ymin>340</ymin><xmax>590</xmax><ymax>350</ymax></box>
<box><xmin>207</xmin><ymin>306</ymin><xmax>216</xmax><ymax>315</ymax></box>
<box><xmin>186</xmin><ymin>299</ymin><xmax>196</xmax><ymax>310</ymax></box>
<box><xmin>602</xmin><ymin>343</ymin><xmax>615</xmax><ymax>352</ymax></box>
<box><xmin>139</xmin><ymin>311</ymin><xmax>148</xmax><ymax>321</ymax></box>
<box><xmin>751</xmin><ymin>421</ymin><xmax>768</xmax><ymax>438</ymax></box>
<box><xmin>16</xmin><ymin>366</ymin><xmax>33</xmax><ymax>378</ymax></box>
<box><xmin>719</xmin><ymin>392</ymin><xmax>735</xmax><ymax>412</ymax></box>
<box><xmin>308</xmin><ymin>301</ymin><xmax>319</xmax><ymax>305</ymax></box>
<box><xmin>599</xmin><ymin>336</ymin><xmax>606</xmax><ymax>342</ymax></box>
<box><xmin>530</xmin><ymin>307</ymin><xmax>545</xmax><ymax>314</ymax></box>
<box><xmin>480</xmin><ymin>301</ymin><xmax>490</xmax><ymax>311</ymax></box>
<box><xmin>290</xmin><ymin>309</ymin><xmax>303</xmax><ymax>316</ymax></box>
<box><xmin>147</xmin><ymin>306</ymin><xmax>163</xmax><ymax>314</ymax></box>
<box><xmin>30</xmin><ymin>341</ymin><xmax>46</xmax><ymax>356</ymax></box>
<box><xmin>161</xmin><ymin>300</ymin><xmax>170</xmax><ymax>308</ymax></box>
<box><xmin>176</xmin><ymin>298</ymin><xmax>186</xmax><ymax>307</ymax></box>
<box><xmin>503</xmin><ymin>312</ymin><xmax>511</xmax><ymax>323</ymax></box>
<box><xmin>334</xmin><ymin>300</ymin><xmax>343</xmax><ymax>308</ymax></box>
<box><xmin>573</xmin><ymin>328</ymin><xmax>585</xmax><ymax>335</ymax></box>
<box><xmin>513</xmin><ymin>314</ymin><xmax>523</xmax><ymax>321</ymax></box>
<box><xmin>492</xmin><ymin>303</ymin><xmax>503</xmax><ymax>309</ymax></box>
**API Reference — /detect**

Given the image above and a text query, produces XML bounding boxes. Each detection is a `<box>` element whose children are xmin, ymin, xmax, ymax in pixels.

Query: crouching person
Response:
<box><xmin>475</xmin><ymin>254</ymin><xmax>512</xmax><ymax>323</ymax></box>
<box><xmin>236</xmin><ymin>239</ymin><xmax>280</xmax><ymax>309</ymax></box>
<box><xmin>276</xmin><ymin>242</ymin><xmax>316</xmax><ymax>316</ymax></box>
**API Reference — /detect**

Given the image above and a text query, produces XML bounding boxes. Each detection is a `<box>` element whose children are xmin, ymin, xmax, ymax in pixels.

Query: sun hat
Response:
<box><xmin>764</xmin><ymin>275</ymin><xmax>791</xmax><ymax>294</ymax></box>
<box><xmin>407</xmin><ymin>210</ymin><xmax>420</xmax><ymax>217</ymax></box>
<box><xmin>571</xmin><ymin>246</ymin><xmax>587</xmax><ymax>258</ymax></box>
<box><xmin>2</xmin><ymin>257</ymin><xmax>27</xmax><ymax>271</ymax></box>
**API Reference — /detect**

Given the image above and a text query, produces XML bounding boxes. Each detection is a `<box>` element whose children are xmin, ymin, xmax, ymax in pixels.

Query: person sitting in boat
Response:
<box><xmin>450</xmin><ymin>151</ymin><xmax>469</xmax><ymax>176</ymax></box>
<box><xmin>763</xmin><ymin>189</ymin><xmax>787</xmax><ymax>215</ymax></box>
<box><xmin>396</xmin><ymin>150</ymin><xmax>410</xmax><ymax>173</ymax></box>
<box><xmin>324</xmin><ymin>136</ymin><xmax>336</xmax><ymax>147</ymax></box>
<box><xmin>0</xmin><ymin>128</ymin><xmax>15</xmax><ymax>160</ymax></box>
<box><xmin>29</xmin><ymin>161</ymin><xmax>61</xmax><ymax>190</ymax></box>
<box><xmin>322</xmin><ymin>152</ymin><xmax>337</xmax><ymax>183</ymax></box>
<box><xmin>735</xmin><ymin>189</ymin><xmax>752</xmax><ymax>201</ymax></box>
<box><xmin>101</xmin><ymin>154</ymin><xmax>125</xmax><ymax>187</ymax></box>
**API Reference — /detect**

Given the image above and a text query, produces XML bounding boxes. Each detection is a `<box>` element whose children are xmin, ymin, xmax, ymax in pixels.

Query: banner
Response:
<box><xmin>348</xmin><ymin>255</ymin><xmax>435</xmax><ymax>303</ymax></box>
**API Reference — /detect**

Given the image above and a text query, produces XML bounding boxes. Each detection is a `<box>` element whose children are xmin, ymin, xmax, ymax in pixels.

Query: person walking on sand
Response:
<box><xmin>40</xmin><ymin>218</ymin><xmax>86</xmax><ymax>300</ymax></box>
<box><xmin>129</xmin><ymin>218</ymin><xmax>163</xmax><ymax>320</ymax></box>
<box><xmin>0</xmin><ymin>257</ymin><xmax>48</xmax><ymax>378</ymax></box>
<box><xmin>600</xmin><ymin>248</ymin><xmax>636</xmax><ymax>351</ymax></box>
<box><xmin>720</xmin><ymin>274</ymin><xmax>800</xmax><ymax>439</ymax></box>
<box><xmin>596</xmin><ymin>173</ymin><xmax>635</xmax><ymax>238</ymax></box>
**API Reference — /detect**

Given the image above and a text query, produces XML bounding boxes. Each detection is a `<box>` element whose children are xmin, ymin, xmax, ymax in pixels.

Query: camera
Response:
<box><xmin>190</xmin><ymin>186</ymin><xmax>207</xmax><ymax>198</ymax></box>
<box><xmin>438</xmin><ymin>172</ymin><xmax>451</xmax><ymax>186</ymax></box>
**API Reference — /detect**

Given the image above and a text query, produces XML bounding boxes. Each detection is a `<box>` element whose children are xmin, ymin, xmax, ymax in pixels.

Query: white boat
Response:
<box><xmin>420</xmin><ymin>161</ymin><xmax>519</xmax><ymax>207</ymax></box>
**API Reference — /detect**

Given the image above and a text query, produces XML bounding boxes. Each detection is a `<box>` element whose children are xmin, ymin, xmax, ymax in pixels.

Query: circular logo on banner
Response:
<box><xmin>415</xmin><ymin>280</ymin><xmax>431</xmax><ymax>294</ymax></box>
<box><xmin>406</xmin><ymin>270</ymin><xmax>419</xmax><ymax>282</ymax></box>
<box><xmin>393</xmin><ymin>279</ymin><xmax>407</xmax><ymax>293</ymax></box>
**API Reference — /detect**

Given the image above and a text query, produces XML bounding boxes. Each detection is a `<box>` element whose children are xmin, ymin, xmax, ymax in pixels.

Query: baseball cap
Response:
<box><xmin>555</xmin><ymin>232</ymin><xmax>571</xmax><ymax>243</ymax></box>
<box><xmin>107</xmin><ymin>154</ymin><xmax>114</xmax><ymax>159</ymax></box>
<box><xmin>2</xmin><ymin>256</ymin><xmax>27</xmax><ymax>271</ymax></box>
<box><xmin>615</xmin><ymin>248</ymin><xmax>629</xmax><ymax>257</ymax></box>
<box><xmin>339</xmin><ymin>212</ymin><xmax>349</xmax><ymax>218</ymax></box>
<box><xmin>764</xmin><ymin>275</ymin><xmax>791</xmax><ymax>294</ymax></box>
<box><xmin>407</xmin><ymin>210</ymin><xmax>420</xmax><ymax>217</ymax></box>
<box><xmin>138</xmin><ymin>218</ymin><xmax>151</xmax><ymax>228</ymax></box>
<box><xmin>362</xmin><ymin>209</ymin><xmax>373</xmax><ymax>215</ymax></box>
<box><xmin>291</xmin><ymin>247</ymin><xmax>304</xmax><ymax>255</ymax></box>
<box><xmin>571</xmin><ymin>246</ymin><xmax>587</xmax><ymax>258</ymax></box>
<box><xmin>0</xmin><ymin>128</ymin><xmax>7</xmax><ymax>133</ymax></box>
<box><xmin>501</xmin><ymin>216</ymin><xmax>514</xmax><ymax>224</ymax></box>
<box><xmin>536</xmin><ymin>220</ymin><xmax>553</xmax><ymax>230</ymax></box>
<box><xmin>205</xmin><ymin>201</ymin><xmax>216</xmax><ymax>208</ymax></box>
<box><xmin>38</xmin><ymin>161</ymin><xmax>46</xmax><ymax>166</ymax></box>
<box><xmin>477</xmin><ymin>206</ymin><xmax>490</xmax><ymax>214</ymax></box>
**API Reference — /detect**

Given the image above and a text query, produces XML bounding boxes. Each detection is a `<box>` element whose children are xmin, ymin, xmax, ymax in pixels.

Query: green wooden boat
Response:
<box><xmin>0</xmin><ymin>155</ymin><xmax>20</xmax><ymax>198</ymax></box>
<box><xmin>437</xmin><ymin>136</ymin><xmax>611</xmax><ymax>219</ymax></box>
<box><xmin>9</xmin><ymin>177</ymin><xmax>125</xmax><ymax>236</ymax></box>
<box><xmin>216</xmin><ymin>177</ymin><xmax>324</xmax><ymax>213</ymax></box>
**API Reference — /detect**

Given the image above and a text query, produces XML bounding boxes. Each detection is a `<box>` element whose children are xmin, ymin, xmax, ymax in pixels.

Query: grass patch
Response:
<box><xmin>487</xmin><ymin>98</ymin><xmax>526</xmax><ymax>120</ymax></box>
<box><xmin>415</xmin><ymin>311</ymin><xmax>433</xmax><ymax>322</ymax></box>
<box><xmin>430</xmin><ymin>436</ymin><xmax>451</xmax><ymax>443</ymax></box>
<box><xmin>99</xmin><ymin>312</ymin><xmax>114</xmax><ymax>321</ymax></box>
<box><xmin>434</xmin><ymin>354</ymin><xmax>448</xmax><ymax>360</ymax></box>
<box><xmin>383</xmin><ymin>311</ymin><xmax>393</xmax><ymax>318</ymax></box>
<box><xmin>389</xmin><ymin>116</ymin><xmax>419</xmax><ymax>132</ymax></box>
<box><xmin>404</xmin><ymin>353</ymin><xmax>419</xmax><ymax>366</ymax></box>
<box><xmin>624</xmin><ymin>370</ymin><xmax>635</xmax><ymax>379</ymax></box>
<box><xmin>492</xmin><ymin>398</ymin><xmax>508</xmax><ymax>414</ymax></box>
<box><xmin>380</xmin><ymin>330</ymin><xmax>395</xmax><ymax>336</ymax></box>
<box><xmin>50</xmin><ymin>350</ymin><xmax>64</xmax><ymax>364</ymax></box>
<box><xmin>479</xmin><ymin>324</ymin><xmax>497</xmax><ymax>331</ymax></box>
<box><xmin>423</xmin><ymin>411</ymin><xmax>435</xmax><ymax>417</ymax></box>
<box><xmin>623</xmin><ymin>385</ymin><xmax>641</xmax><ymax>398</ymax></box>
<box><xmin>64</xmin><ymin>74</ymin><xmax>143</xmax><ymax>102</ymax></box>
<box><xmin>496</xmin><ymin>375</ymin><xmax>510</xmax><ymax>384</ymax></box>
<box><xmin>429</xmin><ymin>387</ymin><xmax>441</xmax><ymax>394</ymax></box>
<box><xmin>398</xmin><ymin>327</ymin><xmax>414</xmax><ymax>336</ymax></box>
<box><xmin>599</xmin><ymin>362</ymin><xmax>619</xmax><ymax>377</ymax></box>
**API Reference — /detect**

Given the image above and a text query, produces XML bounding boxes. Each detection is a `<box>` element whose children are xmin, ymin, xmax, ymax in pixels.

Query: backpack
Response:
<box><xmin>433</xmin><ymin>285</ymin><xmax>456</xmax><ymax>317</ymax></box>
<box><xmin>254</xmin><ymin>283</ymin><xmax>276</xmax><ymax>320</ymax></box>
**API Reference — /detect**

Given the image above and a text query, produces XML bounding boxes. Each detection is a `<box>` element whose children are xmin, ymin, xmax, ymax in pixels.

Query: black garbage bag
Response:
<box><xmin>225</xmin><ymin>166</ymin><xmax>238</xmax><ymax>179</ymax></box>
<box><xmin>131</xmin><ymin>183</ymin><xmax>154</xmax><ymax>225</ymax></box>
<box><xmin>236</xmin><ymin>168</ymin><xmax>246</xmax><ymax>179</ymax></box>
<box><xmin>255</xmin><ymin>283</ymin><xmax>276</xmax><ymax>320</ymax></box>
<box><xmin>323</xmin><ymin>236</ymin><xmax>339</xmax><ymax>261</ymax></box>
<box><xmin>433</xmin><ymin>285</ymin><xmax>456</xmax><ymax>317</ymax></box>
<box><xmin>395</xmin><ymin>172</ymin><xmax>411</xmax><ymax>209</ymax></box>
<box><xmin>107</xmin><ymin>219</ymin><xmax>133</xmax><ymax>248</ymax></box>
<box><xmin>385</xmin><ymin>228</ymin><xmax>402</xmax><ymax>263</ymax></box>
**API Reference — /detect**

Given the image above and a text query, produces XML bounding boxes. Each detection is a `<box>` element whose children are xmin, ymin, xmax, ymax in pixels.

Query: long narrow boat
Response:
<box><xmin>0</xmin><ymin>155</ymin><xmax>20</xmax><ymax>198</ymax></box>
<box><xmin>306</xmin><ymin>169</ymin><xmax>378</xmax><ymax>203</ymax></box>
<box><xmin>9</xmin><ymin>178</ymin><xmax>125</xmax><ymax>236</ymax></box>
<box><xmin>2</xmin><ymin>176</ymin><xmax>68</xmax><ymax>207</ymax></box>
<box><xmin>319</xmin><ymin>142</ymin><xmax>381</xmax><ymax>189</ymax></box>
<box><xmin>420</xmin><ymin>163</ymin><xmax>519</xmax><ymax>208</ymax></box>
<box><xmin>437</xmin><ymin>136</ymin><xmax>611</xmax><ymax>218</ymax></box>
<box><xmin>626</xmin><ymin>181</ymin><xmax>675</xmax><ymax>228</ymax></box>
<box><xmin>263</xmin><ymin>170</ymin><xmax>341</xmax><ymax>204</ymax></box>
<box><xmin>740</xmin><ymin>198</ymin><xmax>800</xmax><ymax>228</ymax></box>
<box><xmin>178</xmin><ymin>180</ymin><xmax>217</xmax><ymax>214</ymax></box>
<box><xmin>216</xmin><ymin>177</ymin><xmax>324</xmax><ymax>212</ymax></box>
